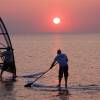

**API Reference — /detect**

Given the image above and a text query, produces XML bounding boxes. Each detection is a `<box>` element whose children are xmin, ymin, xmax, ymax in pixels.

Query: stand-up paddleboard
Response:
<box><xmin>26</xmin><ymin>83</ymin><xmax>100</xmax><ymax>92</ymax></box>
<box><xmin>0</xmin><ymin>17</ymin><xmax>16</xmax><ymax>74</ymax></box>
<box><xmin>25</xmin><ymin>82</ymin><xmax>68</xmax><ymax>91</ymax></box>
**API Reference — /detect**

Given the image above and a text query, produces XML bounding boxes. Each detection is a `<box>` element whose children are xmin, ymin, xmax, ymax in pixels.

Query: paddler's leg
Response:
<box><xmin>58</xmin><ymin>66</ymin><xmax>63</xmax><ymax>87</ymax></box>
<box><xmin>64</xmin><ymin>65</ymin><xmax>68</xmax><ymax>88</ymax></box>
<box><xmin>58</xmin><ymin>78</ymin><xmax>61</xmax><ymax>87</ymax></box>
<box><xmin>64</xmin><ymin>76</ymin><xmax>68</xmax><ymax>88</ymax></box>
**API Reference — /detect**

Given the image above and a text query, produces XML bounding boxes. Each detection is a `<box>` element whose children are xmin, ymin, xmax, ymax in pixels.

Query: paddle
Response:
<box><xmin>24</xmin><ymin>63</ymin><xmax>57</xmax><ymax>87</ymax></box>
<box><xmin>24</xmin><ymin>69</ymin><xmax>50</xmax><ymax>87</ymax></box>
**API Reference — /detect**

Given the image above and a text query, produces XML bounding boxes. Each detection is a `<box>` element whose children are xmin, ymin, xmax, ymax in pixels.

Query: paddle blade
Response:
<box><xmin>24</xmin><ymin>83</ymin><xmax>32</xmax><ymax>87</ymax></box>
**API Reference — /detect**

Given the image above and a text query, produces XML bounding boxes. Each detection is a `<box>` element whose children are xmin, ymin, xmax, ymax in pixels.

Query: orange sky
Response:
<box><xmin>0</xmin><ymin>0</ymin><xmax>100</xmax><ymax>34</ymax></box>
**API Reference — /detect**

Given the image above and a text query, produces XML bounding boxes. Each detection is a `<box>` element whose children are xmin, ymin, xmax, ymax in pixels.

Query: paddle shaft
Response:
<box><xmin>32</xmin><ymin>63</ymin><xmax>57</xmax><ymax>84</ymax></box>
<box><xmin>32</xmin><ymin>69</ymin><xmax>50</xmax><ymax>84</ymax></box>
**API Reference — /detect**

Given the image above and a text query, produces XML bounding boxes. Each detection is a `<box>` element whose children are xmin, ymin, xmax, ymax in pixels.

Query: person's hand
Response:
<box><xmin>50</xmin><ymin>64</ymin><xmax>54</xmax><ymax>69</ymax></box>
<box><xmin>50</xmin><ymin>66</ymin><xmax>53</xmax><ymax>69</ymax></box>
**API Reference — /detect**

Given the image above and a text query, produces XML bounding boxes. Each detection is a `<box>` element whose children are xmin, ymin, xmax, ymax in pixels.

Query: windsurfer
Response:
<box><xmin>0</xmin><ymin>47</ymin><xmax>16</xmax><ymax>81</ymax></box>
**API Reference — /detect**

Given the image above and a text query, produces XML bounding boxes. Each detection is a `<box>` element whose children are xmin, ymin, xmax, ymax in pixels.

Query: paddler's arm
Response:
<box><xmin>50</xmin><ymin>58</ymin><xmax>56</xmax><ymax>69</ymax></box>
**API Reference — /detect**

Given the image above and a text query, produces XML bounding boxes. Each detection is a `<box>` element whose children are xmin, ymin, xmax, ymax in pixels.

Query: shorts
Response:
<box><xmin>58</xmin><ymin>64</ymin><xmax>68</xmax><ymax>79</ymax></box>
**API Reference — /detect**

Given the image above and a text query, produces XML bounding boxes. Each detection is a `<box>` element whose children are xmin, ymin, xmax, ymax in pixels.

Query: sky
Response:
<box><xmin>0</xmin><ymin>0</ymin><xmax>100</xmax><ymax>34</ymax></box>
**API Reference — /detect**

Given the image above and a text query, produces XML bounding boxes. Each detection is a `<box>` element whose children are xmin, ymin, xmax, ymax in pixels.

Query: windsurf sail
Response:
<box><xmin>0</xmin><ymin>17</ymin><xmax>16</xmax><ymax>73</ymax></box>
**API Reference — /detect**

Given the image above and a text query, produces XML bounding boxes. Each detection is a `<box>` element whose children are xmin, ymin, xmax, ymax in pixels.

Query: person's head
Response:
<box><xmin>57</xmin><ymin>49</ymin><xmax>61</xmax><ymax>55</ymax></box>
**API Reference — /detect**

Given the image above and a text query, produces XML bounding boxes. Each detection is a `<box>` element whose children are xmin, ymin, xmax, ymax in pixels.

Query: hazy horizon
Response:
<box><xmin>0</xmin><ymin>0</ymin><xmax>100</xmax><ymax>34</ymax></box>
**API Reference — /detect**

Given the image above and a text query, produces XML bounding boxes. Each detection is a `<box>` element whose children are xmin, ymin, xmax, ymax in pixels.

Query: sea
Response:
<box><xmin>0</xmin><ymin>33</ymin><xmax>100</xmax><ymax>100</ymax></box>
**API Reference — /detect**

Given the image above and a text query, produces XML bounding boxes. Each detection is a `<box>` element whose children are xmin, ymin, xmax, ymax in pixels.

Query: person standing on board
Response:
<box><xmin>0</xmin><ymin>47</ymin><xmax>16</xmax><ymax>81</ymax></box>
<box><xmin>50</xmin><ymin>49</ymin><xmax>69</xmax><ymax>88</ymax></box>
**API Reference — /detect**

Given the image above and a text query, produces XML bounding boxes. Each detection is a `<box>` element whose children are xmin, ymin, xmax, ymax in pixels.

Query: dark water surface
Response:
<box><xmin>0</xmin><ymin>33</ymin><xmax>100</xmax><ymax>100</ymax></box>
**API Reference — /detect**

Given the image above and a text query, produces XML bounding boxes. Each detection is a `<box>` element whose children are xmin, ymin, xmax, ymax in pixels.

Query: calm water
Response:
<box><xmin>0</xmin><ymin>33</ymin><xmax>100</xmax><ymax>100</ymax></box>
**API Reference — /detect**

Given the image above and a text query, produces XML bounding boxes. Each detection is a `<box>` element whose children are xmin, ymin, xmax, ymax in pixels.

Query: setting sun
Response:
<box><xmin>53</xmin><ymin>17</ymin><xmax>61</xmax><ymax>24</ymax></box>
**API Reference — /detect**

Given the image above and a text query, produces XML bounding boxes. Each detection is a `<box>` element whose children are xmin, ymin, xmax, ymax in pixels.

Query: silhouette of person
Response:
<box><xmin>0</xmin><ymin>47</ymin><xmax>16</xmax><ymax>81</ymax></box>
<box><xmin>50</xmin><ymin>49</ymin><xmax>69</xmax><ymax>88</ymax></box>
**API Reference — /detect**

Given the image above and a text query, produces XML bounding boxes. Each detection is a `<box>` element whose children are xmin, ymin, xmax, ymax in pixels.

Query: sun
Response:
<box><xmin>53</xmin><ymin>17</ymin><xmax>61</xmax><ymax>24</ymax></box>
